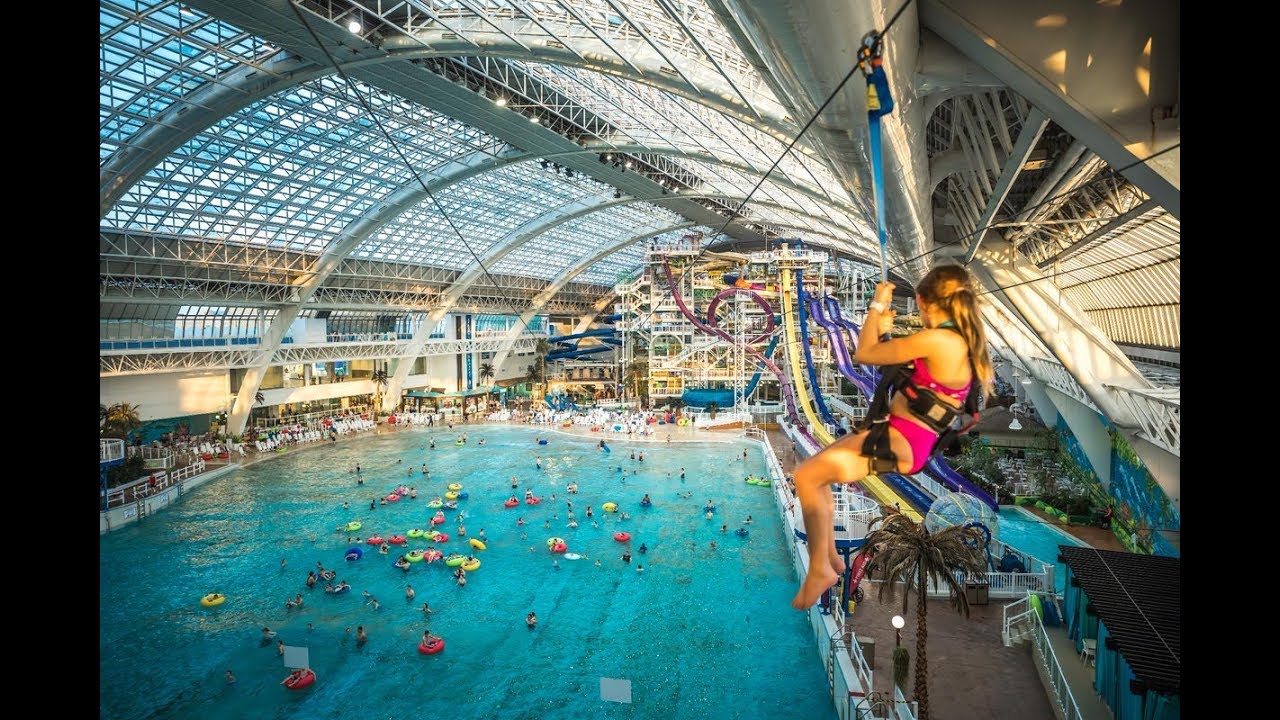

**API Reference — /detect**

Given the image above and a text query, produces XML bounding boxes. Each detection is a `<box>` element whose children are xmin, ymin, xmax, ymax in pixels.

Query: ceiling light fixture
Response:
<box><xmin>495</xmin><ymin>96</ymin><xmax>507</xmax><ymax>107</ymax></box>
<box><xmin>347</xmin><ymin>19</ymin><xmax>362</xmax><ymax>34</ymax></box>
<box><xmin>529</xmin><ymin>116</ymin><xmax>540</xmax><ymax>123</ymax></box>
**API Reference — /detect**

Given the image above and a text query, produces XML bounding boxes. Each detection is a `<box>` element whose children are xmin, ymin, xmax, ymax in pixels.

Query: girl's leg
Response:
<box><xmin>791</xmin><ymin>433</ymin><xmax>871</xmax><ymax>609</ymax></box>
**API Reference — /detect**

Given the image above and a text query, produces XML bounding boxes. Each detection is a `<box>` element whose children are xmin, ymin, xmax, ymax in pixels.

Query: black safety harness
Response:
<box><xmin>855</xmin><ymin>324</ymin><xmax>983</xmax><ymax>473</ymax></box>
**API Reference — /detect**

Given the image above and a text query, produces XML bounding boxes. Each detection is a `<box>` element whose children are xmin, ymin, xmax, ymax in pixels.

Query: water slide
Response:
<box><xmin>546</xmin><ymin>323</ymin><xmax>621</xmax><ymax>361</ymax></box>
<box><xmin>779</xmin><ymin>269</ymin><xmax>921</xmax><ymax>521</ymax></box>
<box><xmin>659</xmin><ymin>259</ymin><xmax>820</xmax><ymax>452</ymax></box>
<box><xmin>793</xmin><ymin>271</ymin><xmax>838</xmax><ymax>426</ymax></box>
<box><xmin>744</xmin><ymin>333</ymin><xmax>781</xmax><ymax>398</ymax></box>
<box><xmin>881</xmin><ymin>472</ymin><xmax>936</xmax><ymax>515</ymax></box>
<box><xmin>823</xmin><ymin>296</ymin><xmax>879</xmax><ymax>380</ymax></box>
<box><xmin>815</xmin><ymin>296</ymin><xmax>998</xmax><ymax>512</ymax></box>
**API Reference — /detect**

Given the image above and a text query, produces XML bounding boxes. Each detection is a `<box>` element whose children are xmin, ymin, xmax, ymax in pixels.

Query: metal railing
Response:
<box><xmin>100</xmin><ymin>438</ymin><xmax>124</xmax><ymax>463</ymax></box>
<box><xmin>1002</xmin><ymin>593</ymin><xmax>1084</xmax><ymax>720</ymax></box>
<box><xmin>909</xmin><ymin>471</ymin><xmax>947</xmax><ymax>499</ymax></box>
<box><xmin>892</xmin><ymin>686</ymin><xmax>919</xmax><ymax>720</ymax></box>
<box><xmin>103</xmin><ymin>460</ymin><xmax>206</xmax><ymax>509</ymax></box>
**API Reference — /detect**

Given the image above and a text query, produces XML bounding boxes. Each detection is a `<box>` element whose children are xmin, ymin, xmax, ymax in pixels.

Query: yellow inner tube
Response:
<box><xmin>546</xmin><ymin>537</ymin><xmax>565</xmax><ymax>547</ymax></box>
<box><xmin>200</xmin><ymin>594</ymin><xmax>226</xmax><ymax>607</ymax></box>
<box><xmin>444</xmin><ymin>491</ymin><xmax>459</xmax><ymax>500</ymax></box>
<box><xmin>469</xmin><ymin>538</ymin><xmax>487</xmax><ymax>551</ymax></box>
<box><xmin>406</xmin><ymin>551</ymin><xmax>424</xmax><ymax>562</ymax></box>
<box><xmin>407</xmin><ymin>529</ymin><xmax>424</xmax><ymax>538</ymax></box>
<box><xmin>447</xmin><ymin>483</ymin><xmax>462</xmax><ymax>491</ymax></box>
<box><xmin>602</xmin><ymin>502</ymin><xmax>618</xmax><ymax>512</ymax></box>
<box><xmin>346</xmin><ymin>521</ymin><xmax>362</xmax><ymax>531</ymax></box>
<box><xmin>461</xmin><ymin>558</ymin><xmax>481</xmax><ymax>571</ymax></box>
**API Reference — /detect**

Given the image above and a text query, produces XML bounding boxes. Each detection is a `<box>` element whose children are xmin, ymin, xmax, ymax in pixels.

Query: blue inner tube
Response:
<box><xmin>537</xmin><ymin>439</ymin><xmax>548</xmax><ymax>445</ymax></box>
<box><xmin>458</xmin><ymin>491</ymin><xmax>469</xmax><ymax>499</ymax></box>
<box><xmin>345</xmin><ymin>547</ymin><xmax>363</xmax><ymax>560</ymax></box>
<box><xmin>703</xmin><ymin>505</ymin><xmax>716</xmax><ymax>512</ymax></box>
<box><xmin>640</xmin><ymin>500</ymin><xmax>652</xmax><ymax>507</ymax></box>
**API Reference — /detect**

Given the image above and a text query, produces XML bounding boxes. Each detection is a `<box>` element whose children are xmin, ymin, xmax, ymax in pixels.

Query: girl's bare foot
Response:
<box><xmin>792</xmin><ymin>566</ymin><xmax>839</xmax><ymax>609</ymax></box>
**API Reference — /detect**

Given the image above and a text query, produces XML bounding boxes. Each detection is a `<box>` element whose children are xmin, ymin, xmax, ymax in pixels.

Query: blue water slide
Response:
<box><xmin>793</xmin><ymin>270</ymin><xmax>837</xmax><ymax>426</ymax></box>
<box><xmin>546</xmin><ymin>345</ymin><xmax>615</xmax><ymax>361</ymax></box>
<box><xmin>548</xmin><ymin>327</ymin><xmax>619</xmax><ymax>344</ymax></box>
<box><xmin>744</xmin><ymin>333</ymin><xmax>781</xmax><ymax>398</ymax></box>
<box><xmin>881</xmin><ymin>472</ymin><xmax>935</xmax><ymax>515</ymax></box>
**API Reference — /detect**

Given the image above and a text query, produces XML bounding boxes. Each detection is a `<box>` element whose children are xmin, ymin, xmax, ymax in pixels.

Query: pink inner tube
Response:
<box><xmin>525</xmin><ymin>497</ymin><xmax>541</xmax><ymax>505</ymax></box>
<box><xmin>550</xmin><ymin>542</ymin><xmax>567</xmax><ymax>553</ymax></box>
<box><xmin>366</xmin><ymin>536</ymin><xmax>385</xmax><ymax>545</ymax></box>
<box><xmin>387</xmin><ymin>536</ymin><xmax>407</xmax><ymax>545</ymax></box>
<box><xmin>433</xmin><ymin>533</ymin><xmax>450</xmax><ymax>543</ymax></box>
<box><xmin>614</xmin><ymin>532</ymin><xmax>631</xmax><ymax>542</ymax></box>
<box><xmin>419</xmin><ymin>639</ymin><xmax>445</xmax><ymax>655</ymax></box>
<box><xmin>504</xmin><ymin>500</ymin><xmax>519</xmax><ymax>508</ymax></box>
<box><xmin>431</xmin><ymin>517</ymin><xmax>445</xmax><ymax>525</ymax></box>
<box><xmin>386</xmin><ymin>494</ymin><xmax>400</xmax><ymax>502</ymax></box>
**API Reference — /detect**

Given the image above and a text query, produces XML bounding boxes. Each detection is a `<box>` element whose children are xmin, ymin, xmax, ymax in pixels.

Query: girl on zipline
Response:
<box><xmin>791</xmin><ymin>264</ymin><xmax>993</xmax><ymax>609</ymax></box>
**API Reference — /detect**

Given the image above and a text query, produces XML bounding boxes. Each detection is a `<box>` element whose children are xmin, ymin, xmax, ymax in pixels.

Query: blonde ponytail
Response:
<box><xmin>916</xmin><ymin>264</ymin><xmax>994</xmax><ymax>396</ymax></box>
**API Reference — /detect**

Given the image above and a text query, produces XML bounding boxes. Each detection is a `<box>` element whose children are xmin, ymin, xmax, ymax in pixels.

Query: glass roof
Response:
<box><xmin>356</xmin><ymin>160</ymin><xmax>614</xmax><ymax>268</ymax></box>
<box><xmin>488</xmin><ymin>203</ymin><xmax>687</xmax><ymax>279</ymax></box>
<box><xmin>105</xmin><ymin>74</ymin><xmax>507</xmax><ymax>252</ymax></box>
<box><xmin>100</xmin><ymin>0</ymin><xmax>275</xmax><ymax>164</ymax></box>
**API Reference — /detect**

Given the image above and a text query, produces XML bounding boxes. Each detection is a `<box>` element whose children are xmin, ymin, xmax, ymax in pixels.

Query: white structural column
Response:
<box><xmin>488</xmin><ymin>223</ymin><xmax>696</xmax><ymax>370</ymax></box>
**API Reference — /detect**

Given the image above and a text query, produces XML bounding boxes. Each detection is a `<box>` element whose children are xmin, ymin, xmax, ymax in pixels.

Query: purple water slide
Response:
<box><xmin>705</xmin><ymin>287</ymin><xmax>776</xmax><ymax>344</ymax></box>
<box><xmin>809</xmin><ymin>297</ymin><xmax>874</xmax><ymax>398</ymax></box>
<box><xmin>823</xmin><ymin>296</ymin><xmax>879</xmax><ymax>379</ymax></box>
<box><xmin>660</xmin><ymin>260</ymin><xmax>819</xmax><ymax>450</ymax></box>
<box><xmin>814</xmin><ymin>297</ymin><xmax>998</xmax><ymax>510</ymax></box>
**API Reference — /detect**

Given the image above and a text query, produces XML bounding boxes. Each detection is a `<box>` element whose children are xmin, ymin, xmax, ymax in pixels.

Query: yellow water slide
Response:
<box><xmin>779</xmin><ymin>270</ymin><xmax>921</xmax><ymax>522</ymax></box>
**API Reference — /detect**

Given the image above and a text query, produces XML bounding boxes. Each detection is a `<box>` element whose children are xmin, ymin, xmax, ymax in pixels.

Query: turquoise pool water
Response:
<box><xmin>100</xmin><ymin>426</ymin><xmax>835</xmax><ymax>720</ymax></box>
<box><xmin>996</xmin><ymin>506</ymin><xmax>1088</xmax><ymax>593</ymax></box>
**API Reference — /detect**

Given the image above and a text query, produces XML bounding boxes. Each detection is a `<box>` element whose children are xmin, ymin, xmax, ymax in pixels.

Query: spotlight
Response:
<box><xmin>347</xmin><ymin>19</ymin><xmax>362</xmax><ymax>33</ymax></box>
<box><xmin>495</xmin><ymin>97</ymin><xmax>507</xmax><ymax>107</ymax></box>
<box><xmin>529</xmin><ymin>116</ymin><xmax>540</xmax><ymax>124</ymax></box>
<box><xmin>625</xmin><ymin>161</ymin><xmax>633</xmax><ymax>168</ymax></box>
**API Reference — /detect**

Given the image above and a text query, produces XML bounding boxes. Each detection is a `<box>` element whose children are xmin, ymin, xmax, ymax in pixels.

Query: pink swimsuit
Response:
<box><xmin>887</xmin><ymin>359</ymin><xmax>972</xmax><ymax>473</ymax></box>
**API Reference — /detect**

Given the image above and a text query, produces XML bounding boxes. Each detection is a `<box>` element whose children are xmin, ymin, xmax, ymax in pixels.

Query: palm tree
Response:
<box><xmin>862</xmin><ymin>512</ymin><xmax>987</xmax><ymax>720</ymax></box>
<box><xmin>371</xmin><ymin>369</ymin><xmax>389</xmax><ymax>417</ymax></box>
<box><xmin>624</xmin><ymin>359</ymin><xmax>649</xmax><ymax>407</ymax></box>
<box><xmin>534</xmin><ymin>338</ymin><xmax>551</xmax><ymax>398</ymax></box>
<box><xmin>478</xmin><ymin>362</ymin><xmax>496</xmax><ymax>386</ymax></box>
<box><xmin>101</xmin><ymin>402</ymin><xmax>142</xmax><ymax>439</ymax></box>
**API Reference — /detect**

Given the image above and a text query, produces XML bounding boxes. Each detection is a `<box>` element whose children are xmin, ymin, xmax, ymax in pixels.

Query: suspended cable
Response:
<box><xmin>289</xmin><ymin>1</ymin><xmax>543</xmax><ymax>340</ymax></box>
